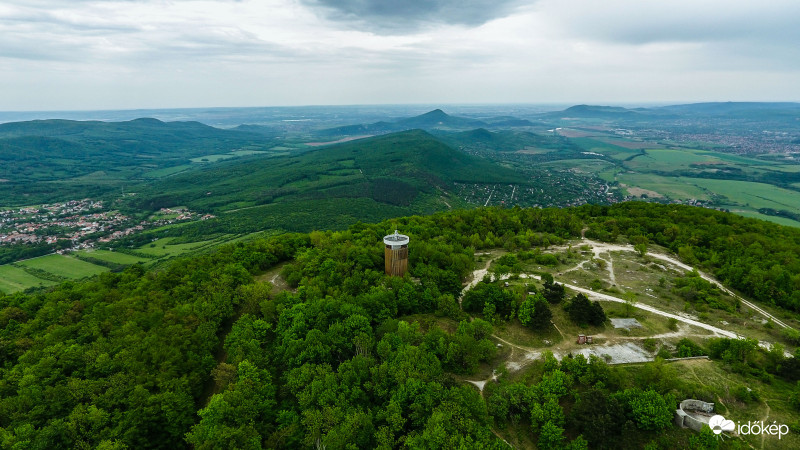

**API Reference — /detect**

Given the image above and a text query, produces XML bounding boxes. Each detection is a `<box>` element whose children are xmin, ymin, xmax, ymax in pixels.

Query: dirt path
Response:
<box><xmin>760</xmin><ymin>400</ymin><xmax>771</xmax><ymax>449</ymax></box>
<box><xmin>459</xmin><ymin>252</ymin><xmax>739</xmax><ymax>375</ymax></box>
<box><xmin>560</xmin><ymin>259</ymin><xmax>590</xmax><ymax>275</ymax></box>
<box><xmin>539</xmin><ymin>275</ymin><xmax>741</xmax><ymax>338</ymax></box>
<box><xmin>595</xmin><ymin>324</ymin><xmax>709</xmax><ymax>340</ymax></box>
<box><xmin>458</xmin><ymin>244</ymin><xmax>789</xmax><ymax>377</ymax></box>
<box><xmin>460</xmin><ymin>256</ymin><xmax>495</xmax><ymax>304</ymax></box>
<box><xmin>199</xmin><ymin>265</ymin><xmax>291</xmax><ymax>408</ymax></box>
<box><xmin>573</xmin><ymin>239</ymin><xmax>792</xmax><ymax>330</ymax></box>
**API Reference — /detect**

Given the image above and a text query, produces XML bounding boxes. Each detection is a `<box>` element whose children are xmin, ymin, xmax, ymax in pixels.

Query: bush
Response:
<box><xmin>782</xmin><ymin>327</ymin><xmax>800</xmax><ymax>345</ymax></box>
<box><xmin>667</xmin><ymin>317</ymin><xmax>679</xmax><ymax>331</ymax></box>
<box><xmin>732</xmin><ymin>386</ymin><xmax>760</xmax><ymax>403</ymax></box>
<box><xmin>675</xmin><ymin>338</ymin><xmax>706</xmax><ymax>358</ymax></box>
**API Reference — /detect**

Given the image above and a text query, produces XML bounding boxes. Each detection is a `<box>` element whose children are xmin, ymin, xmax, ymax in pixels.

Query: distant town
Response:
<box><xmin>0</xmin><ymin>199</ymin><xmax>213</xmax><ymax>251</ymax></box>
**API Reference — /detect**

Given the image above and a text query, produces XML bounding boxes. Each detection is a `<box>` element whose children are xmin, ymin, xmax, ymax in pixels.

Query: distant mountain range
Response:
<box><xmin>316</xmin><ymin>108</ymin><xmax>533</xmax><ymax>137</ymax></box>
<box><xmin>544</xmin><ymin>102</ymin><xmax>800</xmax><ymax>120</ymax></box>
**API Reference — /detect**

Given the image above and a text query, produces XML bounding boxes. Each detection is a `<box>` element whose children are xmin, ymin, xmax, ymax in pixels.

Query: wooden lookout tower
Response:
<box><xmin>383</xmin><ymin>230</ymin><xmax>409</xmax><ymax>276</ymax></box>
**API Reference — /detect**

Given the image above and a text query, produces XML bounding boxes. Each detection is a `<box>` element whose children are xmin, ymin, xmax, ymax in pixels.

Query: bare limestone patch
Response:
<box><xmin>610</xmin><ymin>318</ymin><xmax>643</xmax><ymax>330</ymax></box>
<box><xmin>574</xmin><ymin>342</ymin><xmax>652</xmax><ymax>364</ymax></box>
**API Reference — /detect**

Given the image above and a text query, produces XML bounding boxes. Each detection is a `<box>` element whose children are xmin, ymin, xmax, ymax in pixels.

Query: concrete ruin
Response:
<box><xmin>674</xmin><ymin>399</ymin><xmax>715</xmax><ymax>431</ymax></box>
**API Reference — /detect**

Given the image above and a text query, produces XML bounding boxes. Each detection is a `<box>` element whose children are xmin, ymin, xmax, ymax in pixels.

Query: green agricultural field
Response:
<box><xmin>616</xmin><ymin>173</ymin><xmax>712</xmax><ymax>201</ymax></box>
<box><xmin>136</xmin><ymin>237</ymin><xmax>220</xmax><ymax>258</ymax></box>
<box><xmin>190</xmin><ymin>150</ymin><xmax>267</xmax><ymax>163</ymax></box>
<box><xmin>699</xmin><ymin>151</ymin><xmax>777</xmax><ymax>166</ymax></box>
<box><xmin>725</xmin><ymin>209</ymin><xmax>800</xmax><ymax>228</ymax></box>
<box><xmin>18</xmin><ymin>254</ymin><xmax>107</xmax><ymax>279</ymax></box>
<box><xmin>764</xmin><ymin>164</ymin><xmax>800</xmax><ymax>173</ymax></box>
<box><xmin>691</xmin><ymin>178</ymin><xmax>800</xmax><ymax>210</ymax></box>
<box><xmin>625</xmin><ymin>148</ymin><xmax>719</xmax><ymax>172</ymax></box>
<box><xmin>569</xmin><ymin>137</ymin><xmax>641</xmax><ymax>159</ymax></box>
<box><xmin>76</xmin><ymin>249</ymin><xmax>152</xmax><ymax>265</ymax></box>
<box><xmin>0</xmin><ymin>264</ymin><xmax>56</xmax><ymax>293</ymax></box>
<box><xmin>597</xmin><ymin>166</ymin><xmax>623</xmax><ymax>183</ymax></box>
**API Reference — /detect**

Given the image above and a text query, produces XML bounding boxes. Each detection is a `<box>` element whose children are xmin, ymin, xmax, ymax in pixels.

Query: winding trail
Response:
<box><xmin>458</xmin><ymin>238</ymin><xmax>794</xmax><ymax>377</ymax></box>
<box><xmin>573</xmin><ymin>239</ymin><xmax>792</xmax><ymax>330</ymax></box>
<box><xmin>760</xmin><ymin>400</ymin><xmax>771</xmax><ymax>449</ymax></box>
<box><xmin>518</xmin><ymin>273</ymin><xmax>741</xmax><ymax>339</ymax></box>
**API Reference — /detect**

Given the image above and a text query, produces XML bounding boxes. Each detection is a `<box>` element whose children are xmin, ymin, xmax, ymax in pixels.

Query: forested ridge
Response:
<box><xmin>1</xmin><ymin>203</ymin><xmax>799</xmax><ymax>448</ymax></box>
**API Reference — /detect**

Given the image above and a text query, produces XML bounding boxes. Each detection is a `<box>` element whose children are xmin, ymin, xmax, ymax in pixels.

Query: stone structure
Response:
<box><xmin>674</xmin><ymin>399</ymin><xmax>715</xmax><ymax>431</ymax></box>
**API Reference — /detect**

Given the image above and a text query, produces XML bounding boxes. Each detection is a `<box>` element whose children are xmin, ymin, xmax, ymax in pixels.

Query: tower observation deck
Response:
<box><xmin>383</xmin><ymin>230</ymin><xmax>409</xmax><ymax>276</ymax></box>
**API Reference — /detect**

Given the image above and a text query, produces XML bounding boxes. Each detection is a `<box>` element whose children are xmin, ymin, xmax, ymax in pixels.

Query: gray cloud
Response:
<box><xmin>548</xmin><ymin>0</ymin><xmax>800</xmax><ymax>45</ymax></box>
<box><xmin>1</xmin><ymin>0</ymin><xmax>799</xmax><ymax>110</ymax></box>
<box><xmin>301</xmin><ymin>0</ymin><xmax>525</xmax><ymax>33</ymax></box>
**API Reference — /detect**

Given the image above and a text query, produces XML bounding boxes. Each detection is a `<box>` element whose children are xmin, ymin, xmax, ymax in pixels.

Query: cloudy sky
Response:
<box><xmin>1</xmin><ymin>0</ymin><xmax>798</xmax><ymax>110</ymax></box>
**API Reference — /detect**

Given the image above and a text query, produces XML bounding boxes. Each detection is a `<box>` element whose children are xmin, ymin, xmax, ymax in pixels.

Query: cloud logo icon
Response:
<box><xmin>709</xmin><ymin>415</ymin><xmax>735</xmax><ymax>435</ymax></box>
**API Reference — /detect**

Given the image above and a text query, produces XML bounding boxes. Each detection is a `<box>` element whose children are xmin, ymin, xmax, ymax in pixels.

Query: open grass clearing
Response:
<box><xmin>728</xmin><ymin>209</ymin><xmax>800</xmax><ymax>228</ymax></box>
<box><xmin>190</xmin><ymin>150</ymin><xmax>268</xmax><ymax>163</ymax></box>
<box><xmin>690</xmin><ymin>178</ymin><xmax>800</xmax><ymax>210</ymax></box>
<box><xmin>616</xmin><ymin>173</ymin><xmax>712</xmax><ymax>201</ymax></box>
<box><xmin>17</xmin><ymin>254</ymin><xmax>107</xmax><ymax>279</ymax></box>
<box><xmin>135</xmin><ymin>237</ymin><xmax>219</xmax><ymax>258</ymax></box>
<box><xmin>76</xmin><ymin>249</ymin><xmax>152</xmax><ymax>265</ymax></box>
<box><xmin>0</xmin><ymin>264</ymin><xmax>56</xmax><ymax>293</ymax></box>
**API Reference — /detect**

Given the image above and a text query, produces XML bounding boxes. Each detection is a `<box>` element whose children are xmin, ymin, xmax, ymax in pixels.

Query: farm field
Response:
<box><xmin>569</xmin><ymin>137</ymin><xmax>642</xmax><ymax>159</ymax></box>
<box><xmin>17</xmin><ymin>254</ymin><xmax>107</xmax><ymax>279</ymax></box>
<box><xmin>0</xmin><ymin>265</ymin><xmax>55</xmax><ymax>293</ymax></box>
<box><xmin>726</xmin><ymin>209</ymin><xmax>800</xmax><ymax>228</ymax></box>
<box><xmin>690</xmin><ymin>178</ymin><xmax>800</xmax><ymax>210</ymax></box>
<box><xmin>615</xmin><ymin>173</ymin><xmax>712</xmax><ymax>200</ymax></box>
<box><xmin>625</xmin><ymin>148</ymin><xmax>721</xmax><ymax>171</ymax></box>
<box><xmin>76</xmin><ymin>249</ymin><xmax>152</xmax><ymax>265</ymax></box>
<box><xmin>135</xmin><ymin>237</ymin><xmax>221</xmax><ymax>258</ymax></box>
<box><xmin>190</xmin><ymin>149</ymin><xmax>268</xmax><ymax>163</ymax></box>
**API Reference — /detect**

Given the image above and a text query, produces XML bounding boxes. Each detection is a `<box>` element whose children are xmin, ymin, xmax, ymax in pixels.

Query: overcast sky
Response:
<box><xmin>1</xmin><ymin>0</ymin><xmax>799</xmax><ymax>110</ymax></box>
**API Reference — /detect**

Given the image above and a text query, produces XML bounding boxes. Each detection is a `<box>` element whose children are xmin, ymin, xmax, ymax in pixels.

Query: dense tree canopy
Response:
<box><xmin>2</xmin><ymin>202</ymin><xmax>799</xmax><ymax>448</ymax></box>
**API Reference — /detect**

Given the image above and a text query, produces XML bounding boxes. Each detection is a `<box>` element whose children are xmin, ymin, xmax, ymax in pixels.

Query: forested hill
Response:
<box><xmin>131</xmin><ymin>130</ymin><xmax>528</xmax><ymax>233</ymax></box>
<box><xmin>1</xmin><ymin>202</ymin><xmax>800</xmax><ymax>448</ymax></box>
<box><xmin>0</xmin><ymin>118</ymin><xmax>271</xmax><ymax>203</ymax></box>
<box><xmin>315</xmin><ymin>109</ymin><xmax>489</xmax><ymax>136</ymax></box>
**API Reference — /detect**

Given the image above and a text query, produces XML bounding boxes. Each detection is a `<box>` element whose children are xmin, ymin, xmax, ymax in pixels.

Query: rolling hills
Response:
<box><xmin>316</xmin><ymin>109</ymin><xmax>495</xmax><ymax>137</ymax></box>
<box><xmin>0</xmin><ymin>118</ymin><xmax>276</xmax><ymax>204</ymax></box>
<box><xmin>128</xmin><ymin>129</ymin><xmax>532</xmax><ymax>234</ymax></box>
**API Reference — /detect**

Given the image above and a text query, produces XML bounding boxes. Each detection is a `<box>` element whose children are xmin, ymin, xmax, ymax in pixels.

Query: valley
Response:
<box><xmin>2</xmin><ymin>104</ymin><xmax>800</xmax><ymax>448</ymax></box>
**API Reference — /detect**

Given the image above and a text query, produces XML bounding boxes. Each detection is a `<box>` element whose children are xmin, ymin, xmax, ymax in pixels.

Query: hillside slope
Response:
<box><xmin>0</xmin><ymin>118</ymin><xmax>272</xmax><ymax>204</ymax></box>
<box><xmin>132</xmin><ymin>130</ymin><xmax>527</xmax><ymax>233</ymax></box>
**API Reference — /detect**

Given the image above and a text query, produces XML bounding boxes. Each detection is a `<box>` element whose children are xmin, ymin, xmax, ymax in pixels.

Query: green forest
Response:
<box><xmin>2</xmin><ymin>203</ymin><xmax>800</xmax><ymax>448</ymax></box>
